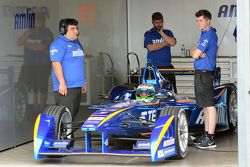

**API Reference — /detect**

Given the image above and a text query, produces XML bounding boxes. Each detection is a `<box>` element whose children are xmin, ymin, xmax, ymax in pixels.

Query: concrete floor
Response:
<box><xmin>0</xmin><ymin>106</ymin><xmax>239</xmax><ymax>166</ymax></box>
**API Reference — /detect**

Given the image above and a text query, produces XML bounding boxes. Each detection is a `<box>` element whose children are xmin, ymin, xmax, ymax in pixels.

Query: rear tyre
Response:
<box><xmin>160</xmin><ymin>106</ymin><xmax>188</xmax><ymax>159</ymax></box>
<box><xmin>227</xmin><ymin>87</ymin><xmax>237</xmax><ymax>132</ymax></box>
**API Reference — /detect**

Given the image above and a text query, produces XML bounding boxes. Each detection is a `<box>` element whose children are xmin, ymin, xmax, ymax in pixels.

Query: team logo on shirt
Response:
<box><xmin>152</xmin><ymin>37</ymin><xmax>165</xmax><ymax>44</ymax></box>
<box><xmin>50</xmin><ymin>47</ymin><xmax>58</xmax><ymax>56</ymax></box>
<box><xmin>72</xmin><ymin>49</ymin><xmax>84</xmax><ymax>57</ymax></box>
<box><xmin>201</xmin><ymin>39</ymin><xmax>208</xmax><ymax>47</ymax></box>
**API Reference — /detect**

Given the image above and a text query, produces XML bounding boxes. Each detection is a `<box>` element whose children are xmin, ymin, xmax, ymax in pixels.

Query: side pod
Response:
<box><xmin>33</xmin><ymin>113</ymin><xmax>55</xmax><ymax>160</ymax></box>
<box><xmin>150</xmin><ymin>115</ymin><xmax>176</xmax><ymax>162</ymax></box>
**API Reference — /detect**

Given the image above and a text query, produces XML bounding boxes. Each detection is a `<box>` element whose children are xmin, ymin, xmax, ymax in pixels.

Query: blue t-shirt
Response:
<box><xmin>144</xmin><ymin>28</ymin><xmax>175</xmax><ymax>67</ymax></box>
<box><xmin>50</xmin><ymin>35</ymin><xmax>85</xmax><ymax>91</ymax></box>
<box><xmin>194</xmin><ymin>27</ymin><xmax>218</xmax><ymax>71</ymax></box>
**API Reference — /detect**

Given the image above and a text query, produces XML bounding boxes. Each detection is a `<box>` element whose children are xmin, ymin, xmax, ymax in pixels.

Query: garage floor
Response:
<box><xmin>0</xmin><ymin>106</ymin><xmax>238</xmax><ymax>166</ymax></box>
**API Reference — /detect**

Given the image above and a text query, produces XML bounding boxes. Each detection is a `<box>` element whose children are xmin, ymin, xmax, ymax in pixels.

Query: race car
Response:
<box><xmin>33</xmin><ymin>64</ymin><xmax>237</xmax><ymax>162</ymax></box>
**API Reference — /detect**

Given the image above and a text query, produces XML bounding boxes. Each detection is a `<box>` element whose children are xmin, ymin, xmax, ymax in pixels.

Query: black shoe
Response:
<box><xmin>193</xmin><ymin>133</ymin><xmax>207</xmax><ymax>145</ymax></box>
<box><xmin>196</xmin><ymin>136</ymin><xmax>217</xmax><ymax>149</ymax></box>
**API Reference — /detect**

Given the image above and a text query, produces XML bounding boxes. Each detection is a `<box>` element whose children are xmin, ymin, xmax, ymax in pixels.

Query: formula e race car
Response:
<box><xmin>33</xmin><ymin>64</ymin><xmax>237</xmax><ymax>162</ymax></box>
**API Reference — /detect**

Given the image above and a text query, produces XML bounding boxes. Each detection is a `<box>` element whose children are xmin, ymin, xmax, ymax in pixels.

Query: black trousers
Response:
<box><xmin>54</xmin><ymin>88</ymin><xmax>82</xmax><ymax>120</ymax></box>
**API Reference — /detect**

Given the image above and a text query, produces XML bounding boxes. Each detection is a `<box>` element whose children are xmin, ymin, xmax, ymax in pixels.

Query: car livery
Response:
<box><xmin>33</xmin><ymin>65</ymin><xmax>237</xmax><ymax>162</ymax></box>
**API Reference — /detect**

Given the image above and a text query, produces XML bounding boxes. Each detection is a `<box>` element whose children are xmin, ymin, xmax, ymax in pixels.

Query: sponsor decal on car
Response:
<box><xmin>140</xmin><ymin>109</ymin><xmax>156</xmax><ymax>122</ymax></box>
<box><xmin>87</xmin><ymin>117</ymin><xmax>105</xmax><ymax>121</ymax></box>
<box><xmin>43</xmin><ymin>141</ymin><xmax>51</xmax><ymax>147</ymax></box>
<box><xmin>157</xmin><ymin>146</ymin><xmax>176</xmax><ymax>158</ymax></box>
<box><xmin>195</xmin><ymin>105</ymin><xmax>226</xmax><ymax>124</ymax></box>
<box><xmin>135</xmin><ymin>141</ymin><xmax>150</xmax><ymax>149</ymax></box>
<box><xmin>104</xmin><ymin>139</ymin><xmax>109</xmax><ymax>146</ymax></box>
<box><xmin>163</xmin><ymin>137</ymin><xmax>175</xmax><ymax>147</ymax></box>
<box><xmin>53</xmin><ymin>140</ymin><xmax>71</xmax><ymax>148</ymax></box>
<box><xmin>113</xmin><ymin>102</ymin><xmax>130</xmax><ymax>108</ymax></box>
<box><xmin>99</xmin><ymin>112</ymin><xmax>108</xmax><ymax>114</ymax></box>
<box><xmin>83</xmin><ymin>124</ymin><xmax>94</xmax><ymax>128</ymax></box>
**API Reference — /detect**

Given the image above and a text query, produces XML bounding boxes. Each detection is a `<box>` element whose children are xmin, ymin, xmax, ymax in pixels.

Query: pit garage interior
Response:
<box><xmin>0</xmin><ymin>0</ymin><xmax>249</xmax><ymax>166</ymax></box>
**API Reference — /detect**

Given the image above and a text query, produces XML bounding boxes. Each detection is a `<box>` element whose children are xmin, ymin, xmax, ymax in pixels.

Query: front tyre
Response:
<box><xmin>160</xmin><ymin>106</ymin><xmax>188</xmax><ymax>159</ymax></box>
<box><xmin>174</xmin><ymin>107</ymin><xmax>188</xmax><ymax>159</ymax></box>
<box><xmin>43</xmin><ymin>105</ymin><xmax>72</xmax><ymax>140</ymax></box>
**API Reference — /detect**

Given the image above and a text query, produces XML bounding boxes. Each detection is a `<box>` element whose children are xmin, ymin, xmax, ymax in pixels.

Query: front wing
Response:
<box><xmin>34</xmin><ymin>113</ymin><xmax>177</xmax><ymax>162</ymax></box>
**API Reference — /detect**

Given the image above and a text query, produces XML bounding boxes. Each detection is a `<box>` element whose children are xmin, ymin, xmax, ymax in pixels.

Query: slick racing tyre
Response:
<box><xmin>227</xmin><ymin>87</ymin><xmax>237</xmax><ymax>132</ymax></box>
<box><xmin>43</xmin><ymin>105</ymin><xmax>72</xmax><ymax>140</ymax></box>
<box><xmin>160</xmin><ymin>106</ymin><xmax>188</xmax><ymax>159</ymax></box>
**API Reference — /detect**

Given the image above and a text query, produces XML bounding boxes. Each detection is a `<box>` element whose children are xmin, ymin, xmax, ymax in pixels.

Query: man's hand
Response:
<box><xmin>200</xmin><ymin>52</ymin><xmax>206</xmax><ymax>58</ymax></box>
<box><xmin>81</xmin><ymin>85</ymin><xmax>87</xmax><ymax>94</ymax></box>
<box><xmin>158</xmin><ymin>27</ymin><xmax>176</xmax><ymax>46</ymax></box>
<box><xmin>159</xmin><ymin>27</ymin><xmax>164</xmax><ymax>34</ymax></box>
<box><xmin>58</xmin><ymin>82</ymin><xmax>68</xmax><ymax>96</ymax></box>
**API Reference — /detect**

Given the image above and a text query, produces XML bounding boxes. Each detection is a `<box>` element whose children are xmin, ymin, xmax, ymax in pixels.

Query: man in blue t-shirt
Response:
<box><xmin>50</xmin><ymin>18</ymin><xmax>86</xmax><ymax>122</ymax></box>
<box><xmin>191</xmin><ymin>10</ymin><xmax>218</xmax><ymax>149</ymax></box>
<box><xmin>144</xmin><ymin>12</ymin><xmax>177</xmax><ymax>93</ymax></box>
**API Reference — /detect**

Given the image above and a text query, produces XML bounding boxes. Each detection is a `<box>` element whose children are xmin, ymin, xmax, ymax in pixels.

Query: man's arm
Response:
<box><xmin>52</xmin><ymin>61</ymin><xmax>68</xmax><ymax>95</ymax></box>
<box><xmin>159</xmin><ymin>29</ymin><xmax>177</xmax><ymax>46</ymax></box>
<box><xmin>146</xmin><ymin>42</ymin><xmax>168</xmax><ymax>51</ymax></box>
<box><xmin>146</xmin><ymin>29</ymin><xmax>176</xmax><ymax>51</ymax></box>
<box><xmin>191</xmin><ymin>47</ymin><xmax>205</xmax><ymax>59</ymax></box>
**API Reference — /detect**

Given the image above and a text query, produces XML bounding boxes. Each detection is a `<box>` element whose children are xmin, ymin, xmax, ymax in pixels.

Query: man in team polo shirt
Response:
<box><xmin>49</xmin><ymin>18</ymin><xmax>86</xmax><ymax>122</ymax></box>
<box><xmin>191</xmin><ymin>10</ymin><xmax>218</xmax><ymax>149</ymax></box>
<box><xmin>144</xmin><ymin>12</ymin><xmax>177</xmax><ymax>93</ymax></box>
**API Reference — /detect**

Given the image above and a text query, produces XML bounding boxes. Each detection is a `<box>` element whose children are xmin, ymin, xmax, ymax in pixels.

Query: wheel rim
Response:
<box><xmin>229</xmin><ymin>90</ymin><xmax>237</xmax><ymax>128</ymax></box>
<box><xmin>178</xmin><ymin>110</ymin><xmax>188</xmax><ymax>154</ymax></box>
<box><xmin>58</xmin><ymin>111</ymin><xmax>72</xmax><ymax>139</ymax></box>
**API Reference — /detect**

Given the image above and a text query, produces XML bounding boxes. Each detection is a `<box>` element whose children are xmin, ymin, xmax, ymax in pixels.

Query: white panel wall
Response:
<box><xmin>58</xmin><ymin>0</ymin><xmax>127</xmax><ymax>103</ymax></box>
<box><xmin>58</xmin><ymin>0</ymin><xmax>128</xmax><ymax>86</ymax></box>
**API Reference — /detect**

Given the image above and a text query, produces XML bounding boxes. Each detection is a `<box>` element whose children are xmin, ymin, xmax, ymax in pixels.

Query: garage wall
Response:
<box><xmin>127</xmin><ymin>0</ymin><xmax>237</xmax><ymax>67</ymax></box>
<box><xmin>0</xmin><ymin>0</ymin><xmax>128</xmax><ymax>150</ymax></box>
<box><xmin>0</xmin><ymin>0</ymin><xmax>59</xmax><ymax>151</ymax></box>
<box><xmin>58</xmin><ymin>0</ymin><xmax>128</xmax><ymax>103</ymax></box>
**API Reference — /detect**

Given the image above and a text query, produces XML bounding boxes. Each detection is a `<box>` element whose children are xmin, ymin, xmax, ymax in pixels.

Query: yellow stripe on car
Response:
<box><xmin>33</xmin><ymin>114</ymin><xmax>41</xmax><ymax>150</ymax></box>
<box><xmin>153</xmin><ymin>115</ymin><xmax>175</xmax><ymax>156</ymax></box>
<box><xmin>97</xmin><ymin>107</ymin><xmax>132</xmax><ymax>127</ymax></box>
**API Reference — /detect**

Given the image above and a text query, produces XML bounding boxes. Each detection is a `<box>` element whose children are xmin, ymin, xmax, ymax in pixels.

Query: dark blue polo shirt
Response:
<box><xmin>144</xmin><ymin>28</ymin><xmax>175</xmax><ymax>67</ymax></box>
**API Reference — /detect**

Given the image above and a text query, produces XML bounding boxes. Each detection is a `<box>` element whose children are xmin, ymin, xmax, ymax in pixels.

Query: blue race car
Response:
<box><xmin>33</xmin><ymin>64</ymin><xmax>237</xmax><ymax>162</ymax></box>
